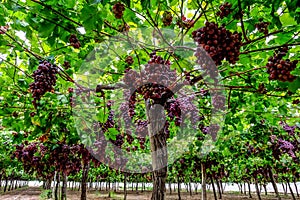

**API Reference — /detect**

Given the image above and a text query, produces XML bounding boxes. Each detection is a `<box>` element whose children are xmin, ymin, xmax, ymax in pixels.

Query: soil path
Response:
<box><xmin>0</xmin><ymin>187</ymin><xmax>295</xmax><ymax>200</ymax></box>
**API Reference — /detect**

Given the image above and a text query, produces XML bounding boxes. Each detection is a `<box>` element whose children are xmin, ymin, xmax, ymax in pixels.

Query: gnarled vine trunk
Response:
<box><xmin>55</xmin><ymin>172</ymin><xmax>60</xmax><ymax>200</ymax></box>
<box><xmin>81</xmin><ymin>162</ymin><xmax>90</xmax><ymax>200</ymax></box>
<box><xmin>201</xmin><ymin>163</ymin><xmax>207</xmax><ymax>200</ymax></box>
<box><xmin>247</xmin><ymin>181</ymin><xmax>252</xmax><ymax>198</ymax></box>
<box><xmin>146</xmin><ymin>101</ymin><xmax>168</xmax><ymax>200</ymax></box>
<box><xmin>124</xmin><ymin>173</ymin><xmax>127</xmax><ymax>200</ymax></box>
<box><xmin>177</xmin><ymin>177</ymin><xmax>181</xmax><ymax>200</ymax></box>
<box><xmin>254</xmin><ymin>178</ymin><xmax>261</xmax><ymax>200</ymax></box>
<box><xmin>210</xmin><ymin>175</ymin><xmax>217</xmax><ymax>200</ymax></box>
<box><xmin>268</xmin><ymin>167</ymin><xmax>281</xmax><ymax>200</ymax></box>
<box><xmin>286</xmin><ymin>178</ymin><xmax>296</xmax><ymax>200</ymax></box>
<box><xmin>61</xmin><ymin>173</ymin><xmax>67</xmax><ymax>200</ymax></box>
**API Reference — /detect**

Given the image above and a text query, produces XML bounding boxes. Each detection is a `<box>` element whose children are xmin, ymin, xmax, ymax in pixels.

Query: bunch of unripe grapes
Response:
<box><xmin>266</xmin><ymin>47</ymin><xmax>298</xmax><ymax>82</ymax></box>
<box><xmin>112</xmin><ymin>2</ymin><xmax>125</xmax><ymax>19</ymax></box>
<box><xmin>162</xmin><ymin>11</ymin><xmax>173</xmax><ymax>26</ymax></box>
<box><xmin>30</xmin><ymin>61</ymin><xmax>58</xmax><ymax>108</ymax></box>
<box><xmin>69</xmin><ymin>34</ymin><xmax>80</xmax><ymax>49</ymax></box>
<box><xmin>216</xmin><ymin>2</ymin><xmax>232</xmax><ymax>19</ymax></box>
<box><xmin>255</xmin><ymin>21</ymin><xmax>270</xmax><ymax>35</ymax></box>
<box><xmin>192</xmin><ymin>22</ymin><xmax>242</xmax><ymax>65</ymax></box>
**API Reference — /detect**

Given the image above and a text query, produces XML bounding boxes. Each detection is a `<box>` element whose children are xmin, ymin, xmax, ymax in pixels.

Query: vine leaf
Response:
<box><xmin>141</xmin><ymin>0</ymin><xmax>150</xmax><ymax>10</ymax></box>
<box><xmin>121</xmin><ymin>0</ymin><xmax>130</xmax><ymax>7</ymax></box>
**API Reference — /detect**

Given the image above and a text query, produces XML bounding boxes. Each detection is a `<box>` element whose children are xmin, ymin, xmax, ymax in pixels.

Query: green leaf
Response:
<box><xmin>141</xmin><ymin>0</ymin><xmax>150</xmax><ymax>10</ymax></box>
<box><xmin>288</xmin><ymin>77</ymin><xmax>300</xmax><ymax>93</ymax></box>
<box><xmin>107</xmin><ymin>128</ymin><xmax>119</xmax><ymax>140</ymax></box>
<box><xmin>121</xmin><ymin>0</ymin><xmax>130</xmax><ymax>7</ymax></box>
<box><xmin>38</xmin><ymin>21</ymin><xmax>56</xmax><ymax>38</ymax></box>
<box><xmin>280</xmin><ymin>13</ymin><xmax>297</xmax><ymax>26</ymax></box>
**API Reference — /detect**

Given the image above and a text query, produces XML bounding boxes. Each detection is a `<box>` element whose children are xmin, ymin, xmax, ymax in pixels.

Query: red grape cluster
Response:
<box><xmin>112</xmin><ymin>2</ymin><xmax>125</xmax><ymax>19</ymax></box>
<box><xmin>12</xmin><ymin>142</ymin><xmax>87</xmax><ymax>178</ymax></box>
<box><xmin>212</xmin><ymin>93</ymin><xmax>226</xmax><ymax>110</ymax></box>
<box><xmin>270</xmin><ymin>135</ymin><xmax>297</xmax><ymax>160</ymax></box>
<box><xmin>266</xmin><ymin>47</ymin><xmax>298</xmax><ymax>82</ymax></box>
<box><xmin>121</xmin><ymin>52</ymin><xmax>200</xmax><ymax>142</ymax></box>
<box><xmin>165</xmin><ymin>100</ymin><xmax>181</xmax><ymax>126</ymax></box>
<box><xmin>137</xmin><ymin>136</ymin><xmax>146</xmax><ymax>150</ymax></box>
<box><xmin>162</xmin><ymin>11</ymin><xmax>173</xmax><ymax>26</ymax></box>
<box><xmin>0</xmin><ymin>24</ymin><xmax>9</xmax><ymax>34</ymax></box>
<box><xmin>30</xmin><ymin>61</ymin><xmax>58</xmax><ymax>108</ymax></box>
<box><xmin>111</xmin><ymin>134</ymin><xmax>125</xmax><ymax>148</ymax></box>
<box><xmin>192</xmin><ymin>22</ymin><xmax>242</xmax><ymax>65</ymax></box>
<box><xmin>201</xmin><ymin>124</ymin><xmax>220</xmax><ymax>140</ymax></box>
<box><xmin>93</xmin><ymin>122</ymin><xmax>108</xmax><ymax>160</ymax></box>
<box><xmin>293</xmin><ymin>99</ymin><xmax>300</xmax><ymax>104</ymax></box>
<box><xmin>280</xmin><ymin>121</ymin><xmax>298</xmax><ymax>136</ymax></box>
<box><xmin>69</xmin><ymin>34</ymin><xmax>80</xmax><ymax>49</ymax></box>
<box><xmin>216</xmin><ymin>2</ymin><xmax>232</xmax><ymax>19</ymax></box>
<box><xmin>118</xmin><ymin>23</ymin><xmax>130</xmax><ymax>32</ymax></box>
<box><xmin>123</xmin><ymin>53</ymin><xmax>176</xmax><ymax>102</ymax></box>
<box><xmin>125</xmin><ymin>56</ymin><xmax>134</xmax><ymax>65</ymax></box>
<box><xmin>135</xmin><ymin>120</ymin><xmax>148</xmax><ymax>137</ymax></box>
<box><xmin>63</xmin><ymin>61</ymin><xmax>71</xmax><ymax>69</ymax></box>
<box><xmin>255</xmin><ymin>21</ymin><xmax>270</xmax><ymax>35</ymax></box>
<box><xmin>176</xmin><ymin>16</ymin><xmax>195</xmax><ymax>29</ymax></box>
<box><xmin>126</xmin><ymin>133</ymin><xmax>134</xmax><ymax>144</ymax></box>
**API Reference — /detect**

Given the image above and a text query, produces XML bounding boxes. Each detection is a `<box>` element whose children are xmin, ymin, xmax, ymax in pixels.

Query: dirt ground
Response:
<box><xmin>0</xmin><ymin>187</ymin><xmax>296</xmax><ymax>200</ymax></box>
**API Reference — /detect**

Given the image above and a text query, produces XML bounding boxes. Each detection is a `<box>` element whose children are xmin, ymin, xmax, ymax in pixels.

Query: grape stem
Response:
<box><xmin>0</xmin><ymin>56</ymin><xmax>32</xmax><ymax>78</ymax></box>
<box><xmin>30</xmin><ymin>0</ymin><xmax>111</xmax><ymax>37</ymax></box>
<box><xmin>241</xmin><ymin>42</ymin><xmax>300</xmax><ymax>54</ymax></box>
<box><xmin>221</xmin><ymin>67</ymin><xmax>265</xmax><ymax>80</ymax></box>
<box><xmin>4</xmin><ymin>32</ymin><xmax>42</xmax><ymax>60</ymax></box>
<box><xmin>238</xmin><ymin>0</ymin><xmax>249</xmax><ymax>42</ymax></box>
<box><xmin>242</xmin><ymin>30</ymin><xmax>284</xmax><ymax>46</ymax></box>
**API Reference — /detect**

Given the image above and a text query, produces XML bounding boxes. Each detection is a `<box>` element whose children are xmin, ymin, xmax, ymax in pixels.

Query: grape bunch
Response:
<box><xmin>165</xmin><ymin>100</ymin><xmax>181</xmax><ymax>126</ymax></box>
<box><xmin>125</xmin><ymin>56</ymin><xmax>134</xmax><ymax>65</ymax></box>
<box><xmin>111</xmin><ymin>134</ymin><xmax>125</xmax><ymax>148</ymax></box>
<box><xmin>118</xmin><ymin>23</ymin><xmax>130</xmax><ymax>32</ymax></box>
<box><xmin>63</xmin><ymin>61</ymin><xmax>71</xmax><ymax>69</ymax></box>
<box><xmin>112</xmin><ymin>2</ymin><xmax>125</xmax><ymax>19</ymax></box>
<box><xmin>93</xmin><ymin>122</ymin><xmax>108</xmax><ymax>161</ymax></box>
<box><xmin>269</xmin><ymin>135</ymin><xmax>297</xmax><ymax>160</ymax></box>
<box><xmin>255</xmin><ymin>21</ymin><xmax>270</xmax><ymax>35</ymax></box>
<box><xmin>201</xmin><ymin>124</ymin><xmax>220</xmax><ymax>140</ymax></box>
<box><xmin>135</xmin><ymin>120</ymin><xmax>148</xmax><ymax>138</ymax></box>
<box><xmin>123</xmin><ymin>52</ymin><xmax>176</xmax><ymax>103</ymax></box>
<box><xmin>29</xmin><ymin>61</ymin><xmax>58</xmax><ymax>108</ymax></box>
<box><xmin>216</xmin><ymin>2</ymin><xmax>232</xmax><ymax>19</ymax></box>
<box><xmin>137</xmin><ymin>136</ymin><xmax>146</xmax><ymax>150</ymax></box>
<box><xmin>121</xmin><ymin>52</ymin><xmax>200</xmax><ymax>141</ymax></box>
<box><xmin>176</xmin><ymin>16</ymin><xmax>195</xmax><ymax>29</ymax></box>
<box><xmin>0</xmin><ymin>24</ymin><xmax>9</xmax><ymax>34</ymax></box>
<box><xmin>69</xmin><ymin>34</ymin><xmax>81</xmax><ymax>49</ymax></box>
<box><xmin>126</xmin><ymin>133</ymin><xmax>134</xmax><ymax>144</ymax></box>
<box><xmin>280</xmin><ymin>121</ymin><xmax>298</xmax><ymax>136</ymax></box>
<box><xmin>212</xmin><ymin>93</ymin><xmax>226</xmax><ymax>110</ymax></box>
<box><xmin>162</xmin><ymin>11</ymin><xmax>173</xmax><ymax>26</ymax></box>
<box><xmin>266</xmin><ymin>47</ymin><xmax>298</xmax><ymax>82</ymax></box>
<box><xmin>293</xmin><ymin>99</ymin><xmax>300</xmax><ymax>104</ymax></box>
<box><xmin>192</xmin><ymin>22</ymin><xmax>242</xmax><ymax>65</ymax></box>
